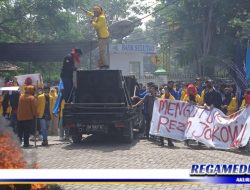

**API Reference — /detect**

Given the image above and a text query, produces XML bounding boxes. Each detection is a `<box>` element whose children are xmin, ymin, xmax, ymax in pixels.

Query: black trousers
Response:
<box><xmin>17</xmin><ymin>120</ymin><xmax>32</xmax><ymax>146</ymax></box>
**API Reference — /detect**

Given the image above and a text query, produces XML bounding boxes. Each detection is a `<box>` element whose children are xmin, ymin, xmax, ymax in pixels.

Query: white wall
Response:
<box><xmin>109</xmin><ymin>53</ymin><xmax>144</xmax><ymax>76</ymax></box>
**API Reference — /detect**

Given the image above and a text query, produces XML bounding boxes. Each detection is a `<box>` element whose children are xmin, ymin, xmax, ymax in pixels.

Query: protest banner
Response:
<box><xmin>14</xmin><ymin>73</ymin><xmax>43</xmax><ymax>86</ymax></box>
<box><xmin>150</xmin><ymin>99</ymin><xmax>250</xmax><ymax>149</ymax></box>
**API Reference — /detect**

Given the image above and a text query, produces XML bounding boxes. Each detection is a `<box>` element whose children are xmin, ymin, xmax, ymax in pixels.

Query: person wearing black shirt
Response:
<box><xmin>9</xmin><ymin>90</ymin><xmax>20</xmax><ymax>133</ymax></box>
<box><xmin>204</xmin><ymin>80</ymin><xmax>222</xmax><ymax>109</ymax></box>
<box><xmin>133</xmin><ymin>84</ymin><xmax>158</xmax><ymax>139</ymax></box>
<box><xmin>60</xmin><ymin>48</ymin><xmax>82</xmax><ymax>103</ymax></box>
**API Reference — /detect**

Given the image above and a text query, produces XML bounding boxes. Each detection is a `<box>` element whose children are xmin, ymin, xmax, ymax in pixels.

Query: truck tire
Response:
<box><xmin>71</xmin><ymin>128</ymin><xmax>82</xmax><ymax>143</ymax></box>
<box><xmin>123</xmin><ymin>121</ymin><xmax>134</xmax><ymax>143</ymax></box>
<box><xmin>138</xmin><ymin>118</ymin><xmax>145</xmax><ymax>134</ymax></box>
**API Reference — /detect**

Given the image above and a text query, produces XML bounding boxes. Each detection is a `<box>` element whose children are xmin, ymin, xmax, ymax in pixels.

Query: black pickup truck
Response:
<box><xmin>63</xmin><ymin>70</ymin><xmax>143</xmax><ymax>143</ymax></box>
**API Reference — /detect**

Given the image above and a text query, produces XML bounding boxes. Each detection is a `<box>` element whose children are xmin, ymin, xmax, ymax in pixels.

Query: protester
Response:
<box><xmin>195</xmin><ymin>77</ymin><xmax>204</xmax><ymax>96</ymax></box>
<box><xmin>175</xmin><ymin>82</ymin><xmax>182</xmax><ymax>100</ymax></box>
<box><xmin>182</xmin><ymin>84</ymin><xmax>202</xmax><ymax>146</ymax></box>
<box><xmin>81</xmin><ymin>5</ymin><xmax>110</xmax><ymax>69</ymax></box>
<box><xmin>2</xmin><ymin>90</ymin><xmax>10</xmax><ymax>119</ymax></box>
<box><xmin>240</xmin><ymin>88</ymin><xmax>250</xmax><ymax>109</ymax></box>
<box><xmin>2</xmin><ymin>80</ymin><xmax>12</xmax><ymax>119</ymax></box>
<box><xmin>132</xmin><ymin>84</ymin><xmax>158</xmax><ymax>139</ymax></box>
<box><xmin>9</xmin><ymin>89</ymin><xmax>20</xmax><ymax>133</ymax></box>
<box><xmin>60</xmin><ymin>48</ymin><xmax>82</xmax><ymax>103</ymax></box>
<box><xmin>183</xmin><ymin>84</ymin><xmax>202</xmax><ymax>106</ymax></box>
<box><xmin>159</xmin><ymin>86</ymin><xmax>175</xmax><ymax>147</ymax></box>
<box><xmin>131</xmin><ymin>82</ymin><xmax>153</xmax><ymax>137</ymax></box>
<box><xmin>135</xmin><ymin>83</ymin><xmax>147</xmax><ymax>99</ymax></box>
<box><xmin>17</xmin><ymin>86</ymin><xmax>37</xmax><ymax>148</ymax></box>
<box><xmin>180</xmin><ymin>83</ymin><xmax>188</xmax><ymax>101</ymax></box>
<box><xmin>167</xmin><ymin>81</ymin><xmax>179</xmax><ymax>100</ymax></box>
<box><xmin>221</xmin><ymin>87</ymin><xmax>237</xmax><ymax>115</ymax></box>
<box><xmin>203</xmin><ymin>80</ymin><xmax>222</xmax><ymax>109</ymax></box>
<box><xmin>37</xmin><ymin>86</ymin><xmax>53</xmax><ymax>146</ymax></box>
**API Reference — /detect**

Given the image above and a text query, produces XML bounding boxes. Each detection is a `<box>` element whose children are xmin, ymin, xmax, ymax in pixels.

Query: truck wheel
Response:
<box><xmin>72</xmin><ymin>133</ymin><xmax>82</xmax><ymax>143</ymax></box>
<box><xmin>72</xmin><ymin>129</ymin><xmax>82</xmax><ymax>143</ymax></box>
<box><xmin>123</xmin><ymin>121</ymin><xmax>134</xmax><ymax>143</ymax></box>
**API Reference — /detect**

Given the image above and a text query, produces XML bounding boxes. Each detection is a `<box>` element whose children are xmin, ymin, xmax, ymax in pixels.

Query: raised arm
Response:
<box><xmin>80</xmin><ymin>6</ymin><xmax>94</xmax><ymax>17</ymax></box>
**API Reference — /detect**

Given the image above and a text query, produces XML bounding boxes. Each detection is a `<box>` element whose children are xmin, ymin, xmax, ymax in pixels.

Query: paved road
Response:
<box><xmin>23</xmin><ymin>135</ymin><xmax>250</xmax><ymax>190</ymax></box>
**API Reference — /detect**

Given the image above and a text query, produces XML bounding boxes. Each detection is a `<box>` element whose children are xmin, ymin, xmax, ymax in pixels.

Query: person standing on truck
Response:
<box><xmin>60</xmin><ymin>48</ymin><xmax>82</xmax><ymax>103</ymax></box>
<box><xmin>80</xmin><ymin>5</ymin><xmax>110</xmax><ymax>69</ymax></box>
<box><xmin>132</xmin><ymin>84</ymin><xmax>158</xmax><ymax>139</ymax></box>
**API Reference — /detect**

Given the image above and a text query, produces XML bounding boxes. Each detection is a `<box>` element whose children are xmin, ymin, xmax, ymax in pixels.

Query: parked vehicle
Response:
<box><xmin>63</xmin><ymin>70</ymin><xmax>143</xmax><ymax>143</ymax></box>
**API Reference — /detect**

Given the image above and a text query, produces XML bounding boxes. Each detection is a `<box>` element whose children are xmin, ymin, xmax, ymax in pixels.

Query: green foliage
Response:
<box><xmin>146</xmin><ymin>0</ymin><xmax>250</xmax><ymax>77</ymax></box>
<box><xmin>0</xmin><ymin>0</ymin><xmax>147</xmax><ymax>81</ymax></box>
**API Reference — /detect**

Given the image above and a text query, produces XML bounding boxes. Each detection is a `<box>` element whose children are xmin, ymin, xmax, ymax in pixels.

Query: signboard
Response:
<box><xmin>110</xmin><ymin>44</ymin><xmax>156</xmax><ymax>55</ymax></box>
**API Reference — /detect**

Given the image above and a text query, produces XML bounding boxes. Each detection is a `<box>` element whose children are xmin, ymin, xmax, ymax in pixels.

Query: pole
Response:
<box><xmin>34</xmin><ymin>80</ymin><xmax>38</xmax><ymax>148</ymax></box>
<box><xmin>90</xmin><ymin>42</ymin><xmax>92</xmax><ymax>70</ymax></box>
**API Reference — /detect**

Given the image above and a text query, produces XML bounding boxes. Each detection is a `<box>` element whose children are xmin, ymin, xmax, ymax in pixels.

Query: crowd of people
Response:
<box><xmin>132</xmin><ymin>78</ymin><xmax>250</xmax><ymax>147</ymax></box>
<box><xmin>0</xmin><ymin>76</ymin><xmax>70</xmax><ymax>148</ymax></box>
<box><xmin>1</xmin><ymin>75</ymin><xmax>250</xmax><ymax>149</ymax></box>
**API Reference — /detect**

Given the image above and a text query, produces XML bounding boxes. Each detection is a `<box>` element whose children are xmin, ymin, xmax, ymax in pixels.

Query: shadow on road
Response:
<box><xmin>62</xmin><ymin>132</ymin><xmax>141</xmax><ymax>152</ymax></box>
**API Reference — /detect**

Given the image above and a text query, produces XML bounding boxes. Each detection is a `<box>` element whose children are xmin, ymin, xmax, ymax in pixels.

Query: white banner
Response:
<box><xmin>14</xmin><ymin>73</ymin><xmax>43</xmax><ymax>86</ymax></box>
<box><xmin>150</xmin><ymin>99</ymin><xmax>250</xmax><ymax>149</ymax></box>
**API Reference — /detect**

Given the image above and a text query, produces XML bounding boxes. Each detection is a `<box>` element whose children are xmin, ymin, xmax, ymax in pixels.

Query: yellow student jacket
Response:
<box><xmin>87</xmin><ymin>11</ymin><xmax>109</xmax><ymax>39</ymax></box>
<box><xmin>161</xmin><ymin>94</ymin><xmax>175</xmax><ymax>100</ymax></box>
<box><xmin>240</xmin><ymin>99</ymin><xmax>246</xmax><ymax>109</ymax></box>
<box><xmin>183</xmin><ymin>94</ymin><xmax>203</xmax><ymax>106</ymax></box>
<box><xmin>226</xmin><ymin>97</ymin><xmax>237</xmax><ymax>115</ymax></box>
<box><xmin>37</xmin><ymin>93</ymin><xmax>53</xmax><ymax>119</ymax></box>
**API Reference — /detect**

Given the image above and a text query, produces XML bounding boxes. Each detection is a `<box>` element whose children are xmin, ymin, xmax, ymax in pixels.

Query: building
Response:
<box><xmin>109</xmin><ymin>43</ymin><xmax>165</xmax><ymax>84</ymax></box>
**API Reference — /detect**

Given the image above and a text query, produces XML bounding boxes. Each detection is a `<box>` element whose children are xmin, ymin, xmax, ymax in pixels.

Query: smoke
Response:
<box><xmin>0</xmin><ymin>116</ymin><xmax>20</xmax><ymax>148</ymax></box>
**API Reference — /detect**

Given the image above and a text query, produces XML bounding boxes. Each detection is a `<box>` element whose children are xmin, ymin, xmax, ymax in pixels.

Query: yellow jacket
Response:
<box><xmin>59</xmin><ymin>99</ymin><xmax>65</xmax><ymax>119</ymax></box>
<box><xmin>37</xmin><ymin>93</ymin><xmax>53</xmax><ymax>119</ymax></box>
<box><xmin>226</xmin><ymin>97</ymin><xmax>237</xmax><ymax>115</ymax></box>
<box><xmin>161</xmin><ymin>94</ymin><xmax>175</xmax><ymax>100</ymax></box>
<box><xmin>49</xmin><ymin>89</ymin><xmax>58</xmax><ymax>118</ymax></box>
<box><xmin>17</xmin><ymin>86</ymin><xmax>37</xmax><ymax>121</ymax></box>
<box><xmin>201</xmin><ymin>89</ymin><xmax>206</xmax><ymax>105</ymax></box>
<box><xmin>240</xmin><ymin>99</ymin><xmax>246</xmax><ymax>109</ymax></box>
<box><xmin>87</xmin><ymin>11</ymin><xmax>109</xmax><ymax>39</ymax></box>
<box><xmin>180</xmin><ymin>89</ymin><xmax>186</xmax><ymax>101</ymax></box>
<box><xmin>183</xmin><ymin>94</ymin><xmax>202</xmax><ymax>106</ymax></box>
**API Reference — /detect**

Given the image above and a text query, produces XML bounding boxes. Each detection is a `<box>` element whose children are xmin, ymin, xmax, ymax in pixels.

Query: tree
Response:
<box><xmin>149</xmin><ymin>0</ymin><xmax>250</xmax><ymax>77</ymax></box>
<box><xmin>0</xmin><ymin>0</ymin><xmax>149</xmax><ymax>80</ymax></box>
